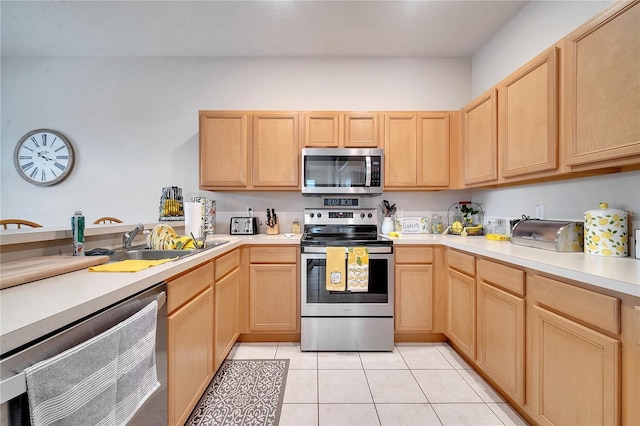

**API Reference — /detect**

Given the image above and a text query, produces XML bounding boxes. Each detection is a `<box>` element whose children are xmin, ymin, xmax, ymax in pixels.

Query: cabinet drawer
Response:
<box><xmin>532</xmin><ymin>274</ymin><xmax>620</xmax><ymax>335</ymax></box>
<box><xmin>447</xmin><ymin>249</ymin><xmax>475</xmax><ymax>276</ymax></box>
<box><xmin>250</xmin><ymin>246</ymin><xmax>298</xmax><ymax>263</ymax></box>
<box><xmin>395</xmin><ymin>246</ymin><xmax>433</xmax><ymax>264</ymax></box>
<box><xmin>477</xmin><ymin>259</ymin><xmax>525</xmax><ymax>296</ymax></box>
<box><xmin>214</xmin><ymin>249</ymin><xmax>240</xmax><ymax>281</ymax></box>
<box><xmin>167</xmin><ymin>262</ymin><xmax>214</xmax><ymax>314</ymax></box>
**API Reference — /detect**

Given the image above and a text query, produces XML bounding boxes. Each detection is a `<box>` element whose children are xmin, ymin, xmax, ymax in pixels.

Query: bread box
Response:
<box><xmin>511</xmin><ymin>219</ymin><xmax>584</xmax><ymax>252</ymax></box>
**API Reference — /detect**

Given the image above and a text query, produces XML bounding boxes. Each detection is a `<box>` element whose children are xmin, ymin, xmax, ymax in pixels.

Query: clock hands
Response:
<box><xmin>37</xmin><ymin>151</ymin><xmax>55</xmax><ymax>162</ymax></box>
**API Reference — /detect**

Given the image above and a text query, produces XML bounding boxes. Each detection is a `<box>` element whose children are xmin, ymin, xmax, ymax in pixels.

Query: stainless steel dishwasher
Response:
<box><xmin>0</xmin><ymin>283</ymin><xmax>167</xmax><ymax>425</ymax></box>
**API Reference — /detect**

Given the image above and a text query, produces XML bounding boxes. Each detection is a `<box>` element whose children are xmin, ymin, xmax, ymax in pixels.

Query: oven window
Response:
<box><xmin>304</xmin><ymin>155</ymin><xmax>367</xmax><ymax>188</ymax></box>
<box><xmin>305</xmin><ymin>258</ymin><xmax>388</xmax><ymax>303</ymax></box>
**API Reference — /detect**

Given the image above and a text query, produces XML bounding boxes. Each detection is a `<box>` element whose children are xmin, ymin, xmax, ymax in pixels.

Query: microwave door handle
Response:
<box><xmin>365</xmin><ymin>156</ymin><xmax>372</xmax><ymax>187</ymax></box>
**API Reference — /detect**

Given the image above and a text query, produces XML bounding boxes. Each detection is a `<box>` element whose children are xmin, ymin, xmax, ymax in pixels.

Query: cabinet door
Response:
<box><xmin>214</xmin><ymin>268</ymin><xmax>239</xmax><ymax>371</ymax></box>
<box><xmin>446</xmin><ymin>268</ymin><xmax>476</xmax><ymax>359</ymax></box>
<box><xmin>384</xmin><ymin>113</ymin><xmax>417</xmax><ymax>188</ymax></box>
<box><xmin>344</xmin><ymin>112</ymin><xmax>380</xmax><ymax>147</ymax></box>
<box><xmin>168</xmin><ymin>287</ymin><xmax>214</xmax><ymax>426</ymax></box>
<box><xmin>252</xmin><ymin>113</ymin><xmax>300</xmax><ymax>188</ymax></box>
<box><xmin>499</xmin><ymin>47</ymin><xmax>559</xmax><ymax>178</ymax></box>
<box><xmin>303</xmin><ymin>112</ymin><xmax>341</xmax><ymax>147</ymax></box>
<box><xmin>462</xmin><ymin>89</ymin><xmax>498</xmax><ymax>185</ymax></box>
<box><xmin>395</xmin><ymin>264</ymin><xmax>433</xmax><ymax>331</ymax></box>
<box><xmin>417</xmin><ymin>112</ymin><xmax>450</xmax><ymax>187</ymax></box>
<box><xmin>199</xmin><ymin>111</ymin><xmax>250</xmax><ymax>188</ymax></box>
<box><xmin>249</xmin><ymin>264</ymin><xmax>298</xmax><ymax>332</ymax></box>
<box><xmin>565</xmin><ymin>1</ymin><xmax>640</xmax><ymax>167</ymax></box>
<box><xmin>477</xmin><ymin>281</ymin><xmax>525</xmax><ymax>405</ymax></box>
<box><xmin>531</xmin><ymin>305</ymin><xmax>620</xmax><ymax>425</ymax></box>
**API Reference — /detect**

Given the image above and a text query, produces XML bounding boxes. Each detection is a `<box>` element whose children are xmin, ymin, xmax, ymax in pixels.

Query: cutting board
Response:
<box><xmin>0</xmin><ymin>255</ymin><xmax>110</xmax><ymax>290</ymax></box>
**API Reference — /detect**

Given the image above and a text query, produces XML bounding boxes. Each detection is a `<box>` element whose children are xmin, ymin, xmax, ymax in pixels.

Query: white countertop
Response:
<box><xmin>1</xmin><ymin>232</ymin><xmax>638</xmax><ymax>355</ymax></box>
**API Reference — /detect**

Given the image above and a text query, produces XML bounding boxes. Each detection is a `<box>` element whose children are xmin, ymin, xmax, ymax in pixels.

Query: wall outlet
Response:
<box><xmin>535</xmin><ymin>204</ymin><xmax>545</xmax><ymax>219</ymax></box>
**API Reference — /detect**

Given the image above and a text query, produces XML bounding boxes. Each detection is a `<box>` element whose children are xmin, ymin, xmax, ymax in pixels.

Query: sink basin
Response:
<box><xmin>109</xmin><ymin>249</ymin><xmax>195</xmax><ymax>262</ymax></box>
<box><xmin>109</xmin><ymin>240</ymin><xmax>230</xmax><ymax>262</ymax></box>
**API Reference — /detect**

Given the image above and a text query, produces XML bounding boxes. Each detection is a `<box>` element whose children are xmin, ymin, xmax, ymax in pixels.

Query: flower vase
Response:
<box><xmin>381</xmin><ymin>216</ymin><xmax>394</xmax><ymax>234</ymax></box>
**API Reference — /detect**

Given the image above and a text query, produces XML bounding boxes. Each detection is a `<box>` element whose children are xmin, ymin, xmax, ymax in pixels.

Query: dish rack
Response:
<box><xmin>447</xmin><ymin>201</ymin><xmax>484</xmax><ymax>235</ymax></box>
<box><xmin>159</xmin><ymin>186</ymin><xmax>184</xmax><ymax>221</ymax></box>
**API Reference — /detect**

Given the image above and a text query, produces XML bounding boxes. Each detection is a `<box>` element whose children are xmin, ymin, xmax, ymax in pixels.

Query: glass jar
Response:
<box><xmin>431</xmin><ymin>214</ymin><xmax>443</xmax><ymax>234</ymax></box>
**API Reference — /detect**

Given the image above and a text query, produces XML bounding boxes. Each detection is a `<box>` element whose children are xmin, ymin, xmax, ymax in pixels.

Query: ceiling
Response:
<box><xmin>1</xmin><ymin>1</ymin><xmax>528</xmax><ymax>57</ymax></box>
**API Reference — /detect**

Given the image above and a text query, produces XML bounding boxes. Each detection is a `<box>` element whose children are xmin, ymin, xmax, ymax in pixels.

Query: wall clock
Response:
<box><xmin>13</xmin><ymin>129</ymin><xmax>75</xmax><ymax>186</ymax></box>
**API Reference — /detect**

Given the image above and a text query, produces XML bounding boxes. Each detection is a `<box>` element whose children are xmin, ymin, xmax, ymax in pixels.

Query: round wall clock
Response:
<box><xmin>13</xmin><ymin>129</ymin><xmax>75</xmax><ymax>186</ymax></box>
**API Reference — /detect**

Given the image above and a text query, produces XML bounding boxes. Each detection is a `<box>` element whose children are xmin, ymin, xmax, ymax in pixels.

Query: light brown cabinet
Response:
<box><xmin>302</xmin><ymin>112</ymin><xmax>380</xmax><ymax>148</ymax></box>
<box><xmin>199</xmin><ymin>111</ymin><xmax>300</xmax><ymax>191</ymax></box>
<box><xmin>248</xmin><ymin>246</ymin><xmax>299</xmax><ymax>333</ymax></box>
<box><xmin>199</xmin><ymin>111</ymin><xmax>251</xmax><ymax>189</ymax></box>
<box><xmin>476</xmin><ymin>259</ymin><xmax>525</xmax><ymax>405</ymax></box>
<box><xmin>252</xmin><ymin>112</ymin><xmax>300</xmax><ymax>188</ymax></box>
<box><xmin>499</xmin><ymin>46</ymin><xmax>559</xmax><ymax>179</ymax></box>
<box><xmin>384</xmin><ymin>112</ymin><xmax>451</xmax><ymax>189</ymax></box>
<box><xmin>213</xmin><ymin>249</ymin><xmax>240</xmax><ymax>371</ymax></box>
<box><xmin>530</xmin><ymin>274</ymin><xmax>621</xmax><ymax>425</ymax></box>
<box><xmin>461</xmin><ymin>89</ymin><xmax>498</xmax><ymax>185</ymax></box>
<box><xmin>564</xmin><ymin>0</ymin><xmax>640</xmax><ymax>170</ymax></box>
<box><xmin>446</xmin><ymin>250</ymin><xmax>476</xmax><ymax>359</ymax></box>
<box><xmin>167</xmin><ymin>261</ymin><xmax>214</xmax><ymax>426</ymax></box>
<box><xmin>394</xmin><ymin>247</ymin><xmax>434</xmax><ymax>333</ymax></box>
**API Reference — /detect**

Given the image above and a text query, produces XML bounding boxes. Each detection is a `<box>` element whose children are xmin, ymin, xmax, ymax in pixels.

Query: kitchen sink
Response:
<box><xmin>109</xmin><ymin>240</ymin><xmax>230</xmax><ymax>262</ymax></box>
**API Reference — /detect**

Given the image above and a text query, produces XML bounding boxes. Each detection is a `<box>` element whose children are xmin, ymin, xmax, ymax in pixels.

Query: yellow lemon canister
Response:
<box><xmin>584</xmin><ymin>202</ymin><xmax>628</xmax><ymax>257</ymax></box>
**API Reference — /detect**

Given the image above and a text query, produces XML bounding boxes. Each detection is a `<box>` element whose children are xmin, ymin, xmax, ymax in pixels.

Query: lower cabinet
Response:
<box><xmin>167</xmin><ymin>262</ymin><xmax>214</xmax><ymax>426</ymax></box>
<box><xmin>394</xmin><ymin>246</ymin><xmax>434</xmax><ymax>332</ymax></box>
<box><xmin>168</xmin><ymin>287</ymin><xmax>214</xmax><ymax>426</ymax></box>
<box><xmin>476</xmin><ymin>259</ymin><xmax>525</xmax><ymax>406</ymax></box>
<box><xmin>446</xmin><ymin>250</ymin><xmax>476</xmax><ymax>359</ymax></box>
<box><xmin>530</xmin><ymin>274</ymin><xmax>621</xmax><ymax>425</ymax></box>
<box><xmin>249</xmin><ymin>246</ymin><xmax>299</xmax><ymax>333</ymax></box>
<box><xmin>214</xmin><ymin>250</ymin><xmax>240</xmax><ymax>371</ymax></box>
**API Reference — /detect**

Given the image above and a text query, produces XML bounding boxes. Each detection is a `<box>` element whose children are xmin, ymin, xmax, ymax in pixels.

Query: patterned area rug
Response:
<box><xmin>187</xmin><ymin>359</ymin><xmax>289</xmax><ymax>426</ymax></box>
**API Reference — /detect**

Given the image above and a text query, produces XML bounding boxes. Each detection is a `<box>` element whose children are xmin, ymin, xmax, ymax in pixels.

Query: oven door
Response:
<box><xmin>301</xmin><ymin>246</ymin><xmax>393</xmax><ymax>317</ymax></box>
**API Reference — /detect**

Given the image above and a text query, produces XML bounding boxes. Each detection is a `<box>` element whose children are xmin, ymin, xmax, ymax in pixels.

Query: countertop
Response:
<box><xmin>1</xmin><ymin>232</ymin><xmax>638</xmax><ymax>356</ymax></box>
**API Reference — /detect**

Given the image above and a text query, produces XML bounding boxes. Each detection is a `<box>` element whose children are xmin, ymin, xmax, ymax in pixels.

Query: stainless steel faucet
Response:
<box><xmin>123</xmin><ymin>224</ymin><xmax>144</xmax><ymax>248</ymax></box>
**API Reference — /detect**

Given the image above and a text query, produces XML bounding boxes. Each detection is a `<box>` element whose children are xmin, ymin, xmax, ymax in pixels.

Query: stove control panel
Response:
<box><xmin>304</xmin><ymin>208</ymin><xmax>378</xmax><ymax>226</ymax></box>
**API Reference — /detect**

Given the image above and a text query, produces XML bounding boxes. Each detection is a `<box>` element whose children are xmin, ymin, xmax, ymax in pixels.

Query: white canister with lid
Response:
<box><xmin>584</xmin><ymin>202</ymin><xmax>628</xmax><ymax>256</ymax></box>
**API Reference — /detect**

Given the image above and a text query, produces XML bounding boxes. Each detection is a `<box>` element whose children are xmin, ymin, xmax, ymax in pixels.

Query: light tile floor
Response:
<box><xmin>227</xmin><ymin>342</ymin><xmax>529</xmax><ymax>426</ymax></box>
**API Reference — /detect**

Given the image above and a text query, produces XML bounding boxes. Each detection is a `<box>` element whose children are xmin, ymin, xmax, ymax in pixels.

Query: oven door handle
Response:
<box><xmin>301</xmin><ymin>246</ymin><xmax>393</xmax><ymax>254</ymax></box>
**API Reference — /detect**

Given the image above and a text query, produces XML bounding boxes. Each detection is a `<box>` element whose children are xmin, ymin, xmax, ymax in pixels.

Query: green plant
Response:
<box><xmin>459</xmin><ymin>203</ymin><xmax>478</xmax><ymax>223</ymax></box>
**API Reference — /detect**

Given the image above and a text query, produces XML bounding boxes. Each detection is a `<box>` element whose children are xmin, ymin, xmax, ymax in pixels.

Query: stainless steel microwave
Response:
<box><xmin>301</xmin><ymin>148</ymin><xmax>384</xmax><ymax>195</ymax></box>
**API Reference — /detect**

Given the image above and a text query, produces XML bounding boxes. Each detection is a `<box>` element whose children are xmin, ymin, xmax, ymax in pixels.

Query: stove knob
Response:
<box><xmin>309</xmin><ymin>213</ymin><xmax>314</xmax><ymax>218</ymax></box>
<box><xmin>360</xmin><ymin>213</ymin><xmax>365</xmax><ymax>219</ymax></box>
<box><xmin>317</xmin><ymin>213</ymin><xmax>322</xmax><ymax>218</ymax></box>
<box><xmin>367</xmin><ymin>213</ymin><xmax>373</xmax><ymax>218</ymax></box>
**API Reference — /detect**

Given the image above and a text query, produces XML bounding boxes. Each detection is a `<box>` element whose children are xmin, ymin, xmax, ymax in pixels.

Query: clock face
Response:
<box><xmin>13</xmin><ymin>129</ymin><xmax>75</xmax><ymax>186</ymax></box>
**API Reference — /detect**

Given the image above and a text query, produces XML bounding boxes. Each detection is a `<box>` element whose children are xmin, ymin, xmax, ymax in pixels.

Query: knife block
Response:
<box><xmin>266</xmin><ymin>219</ymin><xmax>280</xmax><ymax>235</ymax></box>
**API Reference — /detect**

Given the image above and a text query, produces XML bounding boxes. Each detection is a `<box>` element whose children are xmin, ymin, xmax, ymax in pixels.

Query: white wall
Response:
<box><xmin>471</xmin><ymin>0</ymin><xmax>613</xmax><ymax>97</ymax></box>
<box><xmin>1</xmin><ymin>57</ymin><xmax>471</xmax><ymax>227</ymax></box>
<box><xmin>469</xmin><ymin>0</ymin><xmax>639</xmax><ymax>228</ymax></box>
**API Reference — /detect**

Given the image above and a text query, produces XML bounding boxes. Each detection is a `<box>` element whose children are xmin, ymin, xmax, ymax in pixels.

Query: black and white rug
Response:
<box><xmin>186</xmin><ymin>359</ymin><xmax>289</xmax><ymax>426</ymax></box>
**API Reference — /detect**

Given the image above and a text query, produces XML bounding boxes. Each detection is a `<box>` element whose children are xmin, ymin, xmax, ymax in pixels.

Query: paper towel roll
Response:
<box><xmin>584</xmin><ymin>203</ymin><xmax>628</xmax><ymax>256</ymax></box>
<box><xmin>184</xmin><ymin>202</ymin><xmax>204</xmax><ymax>239</ymax></box>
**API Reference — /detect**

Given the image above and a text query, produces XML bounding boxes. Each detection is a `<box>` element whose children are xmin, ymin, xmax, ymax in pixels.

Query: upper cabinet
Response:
<box><xmin>499</xmin><ymin>46</ymin><xmax>559</xmax><ymax>179</ymax></box>
<box><xmin>199</xmin><ymin>111</ymin><xmax>251</xmax><ymax>189</ymax></box>
<box><xmin>462</xmin><ymin>89</ymin><xmax>498</xmax><ymax>185</ymax></box>
<box><xmin>199</xmin><ymin>111</ymin><xmax>300</xmax><ymax>191</ymax></box>
<box><xmin>385</xmin><ymin>112</ymin><xmax>452</xmax><ymax>189</ymax></box>
<box><xmin>564</xmin><ymin>0</ymin><xmax>640</xmax><ymax>169</ymax></box>
<box><xmin>252</xmin><ymin>112</ymin><xmax>300</xmax><ymax>189</ymax></box>
<box><xmin>302</xmin><ymin>112</ymin><xmax>380</xmax><ymax>148</ymax></box>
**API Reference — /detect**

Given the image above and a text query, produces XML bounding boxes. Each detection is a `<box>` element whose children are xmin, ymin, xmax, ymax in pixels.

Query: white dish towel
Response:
<box><xmin>24</xmin><ymin>299</ymin><xmax>160</xmax><ymax>426</ymax></box>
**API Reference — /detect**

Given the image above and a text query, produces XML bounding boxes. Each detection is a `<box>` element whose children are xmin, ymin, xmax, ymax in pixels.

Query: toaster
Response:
<box><xmin>230</xmin><ymin>217</ymin><xmax>260</xmax><ymax>235</ymax></box>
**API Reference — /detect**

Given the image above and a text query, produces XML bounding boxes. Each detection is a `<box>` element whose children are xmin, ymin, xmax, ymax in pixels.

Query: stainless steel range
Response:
<box><xmin>300</xmin><ymin>207</ymin><xmax>394</xmax><ymax>351</ymax></box>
